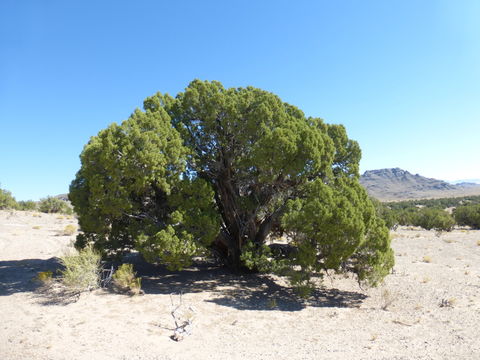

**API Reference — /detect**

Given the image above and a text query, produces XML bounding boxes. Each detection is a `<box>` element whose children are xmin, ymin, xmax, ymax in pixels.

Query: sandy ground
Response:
<box><xmin>1</xmin><ymin>210</ymin><xmax>480</xmax><ymax>360</ymax></box>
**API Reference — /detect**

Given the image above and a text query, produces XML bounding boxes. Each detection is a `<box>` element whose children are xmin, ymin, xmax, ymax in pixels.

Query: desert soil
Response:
<box><xmin>1</xmin><ymin>210</ymin><xmax>479</xmax><ymax>360</ymax></box>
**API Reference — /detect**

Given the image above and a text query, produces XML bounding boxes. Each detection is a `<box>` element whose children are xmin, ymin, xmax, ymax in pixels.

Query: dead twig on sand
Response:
<box><xmin>392</xmin><ymin>319</ymin><xmax>420</xmax><ymax>327</ymax></box>
<box><xmin>169</xmin><ymin>293</ymin><xmax>195</xmax><ymax>342</ymax></box>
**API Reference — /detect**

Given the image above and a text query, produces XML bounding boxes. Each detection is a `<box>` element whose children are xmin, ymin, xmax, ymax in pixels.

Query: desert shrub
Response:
<box><xmin>454</xmin><ymin>204</ymin><xmax>480</xmax><ymax>229</ymax></box>
<box><xmin>384</xmin><ymin>195</ymin><xmax>480</xmax><ymax>231</ymax></box>
<box><xmin>395</xmin><ymin>207</ymin><xmax>454</xmax><ymax>232</ymax></box>
<box><xmin>0</xmin><ymin>188</ymin><xmax>18</xmax><ymax>209</ymax></box>
<box><xmin>62</xmin><ymin>224</ymin><xmax>77</xmax><ymax>236</ymax></box>
<box><xmin>59</xmin><ymin>245</ymin><xmax>101</xmax><ymax>291</ymax></box>
<box><xmin>112</xmin><ymin>263</ymin><xmax>142</xmax><ymax>294</ymax></box>
<box><xmin>38</xmin><ymin>196</ymin><xmax>73</xmax><ymax>214</ymax></box>
<box><xmin>413</xmin><ymin>208</ymin><xmax>455</xmax><ymax>232</ymax></box>
<box><xmin>393</xmin><ymin>208</ymin><xmax>417</xmax><ymax>227</ymax></box>
<box><xmin>380</xmin><ymin>288</ymin><xmax>395</xmax><ymax>310</ymax></box>
<box><xmin>17</xmin><ymin>200</ymin><xmax>37</xmax><ymax>211</ymax></box>
<box><xmin>385</xmin><ymin>195</ymin><xmax>480</xmax><ymax>212</ymax></box>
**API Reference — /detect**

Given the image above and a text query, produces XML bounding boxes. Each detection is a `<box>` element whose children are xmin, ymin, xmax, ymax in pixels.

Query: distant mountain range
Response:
<box><xmin>450</xmin><ymin>179</ymin><xmax>480</xmax><ymax>186</ymax></box>
<box><xmin>360</xmin><ymin>168</ymin><xmax>480</xmax><ymax>201</ymax></box>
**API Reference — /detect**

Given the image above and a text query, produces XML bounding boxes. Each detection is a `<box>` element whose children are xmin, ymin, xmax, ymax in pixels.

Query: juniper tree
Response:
<box><xmin>70</xmin><ymin>80</ymin><xmax>394</xmax><ymax>291</ymax></box>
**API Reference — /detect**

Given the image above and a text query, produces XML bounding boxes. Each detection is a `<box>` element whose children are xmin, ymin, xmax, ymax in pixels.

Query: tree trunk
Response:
<box><xmin>209</xmin><ymin>156</ymin><xmax>276</xmax><ymax>272</ymax></box>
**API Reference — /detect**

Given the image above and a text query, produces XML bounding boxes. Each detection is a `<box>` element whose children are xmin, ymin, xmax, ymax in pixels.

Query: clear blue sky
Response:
<box><xmin>1</xmin><ymin>0</ymin><xmax>479</xmax><ymax>201</ymax></box>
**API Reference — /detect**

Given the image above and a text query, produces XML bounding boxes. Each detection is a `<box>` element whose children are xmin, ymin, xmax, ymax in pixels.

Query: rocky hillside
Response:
<box><xmin>360</xmin><ymin>168</ymin><xmax>480</xmax><ymax>201</ymax></box>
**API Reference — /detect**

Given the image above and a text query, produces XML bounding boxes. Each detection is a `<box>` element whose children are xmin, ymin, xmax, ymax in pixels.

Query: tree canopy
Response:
<box><xmin>70</xmin><ymin>80</ymin><xmax>394</xmax><ymax>293</ymax></box>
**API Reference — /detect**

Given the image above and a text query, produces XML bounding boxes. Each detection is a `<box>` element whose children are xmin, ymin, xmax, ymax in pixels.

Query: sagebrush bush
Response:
<box><xmin>112</xmin><ymin>263</ymin><xmax>142</xmax><ymax>294</ymax></box>
<box><xmin>38</xmin><ymin>196</ymin><xmax>73</xmax><ymax>214</ymax></box>
<box><xmin>59</xmin><ymin>245</ymin><xmax>101</xmax><ymax>291</ymax></box>
<box><xmin>0</xmin><ymin>188</ymin><xmax>17</xmax><ymax>210</ymax></box>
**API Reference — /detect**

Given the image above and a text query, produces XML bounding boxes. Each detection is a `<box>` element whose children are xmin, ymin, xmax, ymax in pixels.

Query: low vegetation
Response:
<box><xmin>0</xmin><ymin>187</ymin><xmax>17</xmax><ymax>210</ymax></box>
<box><xmin>374</xmin><ymin>195</ymin><xmax>480</xmax><ymax>232</ymax></box>
<box><xmin>62</xmin><ymin>224</ymin><xmax>77</xmax><ymax>236</ymax></box>
<box><xmin>386</xmin><ymin>195</ymin><xmax>480</xmax><ymax>210</ymax></box>
<box><xmin>17</xmin><ymin>200</ymin><xmax>37</xmax><ymax>211</ymax></box>
<box><xmin>112</xmin><ymin>263</ymin><xmax>142</xmax><ymax>295</ymax></box>
<box><xmin>36</xmin><ymin>270</ymin><xmax>53</xmax><ymax>284</ymax></box>
<box><xmin>0</xmin><ymin>186</ymin><xmax>73</xmax><ymax>214</ymax></box>
<box><xmin>38</xmin><ymin>196</ymin><xmax>73</xmax><ymax>214</ymax></box>
<box><xmin>59</xmin><ymin>245</ymin><xmax>102</xmax><ymax>292</ymax></box>
<box><xmin>454</xmin><ymin>204</ymin><xmax>480</xmax><ymax>229</ymax></box>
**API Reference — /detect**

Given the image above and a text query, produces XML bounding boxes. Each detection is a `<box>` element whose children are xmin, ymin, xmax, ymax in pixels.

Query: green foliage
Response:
<box><xmin>70</xmin><ymin>80</ymin><xmax>394</xmax><ymax>292</ymax></box>
<box><xmin>136</xmin><ymin>226</ymin><xmax>198</xmax><ymax>271</ymax></box>
<box><xmin>0</xmin><ymin>187</ymin><xmax>18</xmax><ymax>209</ymax></box>
<box><xmin>59</xmin><ymin>245</ymin><xmax>101</xmax><ymax>291</ymax></box>
<box><xmin>0</xmin><ymin>186</ymin><xmax>37</xmax><ymax>211</ymax></box>
<box><xmin>17</xmin><ymin>200</ymin><xmax>37</xmax><ymax>211</ymax></box>
<box><xmin>70</xmin><ymin>107</ymin><xmax>219</xmax><ymax>262</ymax></box>
<box><xmin>376</xmin><ymin>196</ymin><xmax>480</xmax><ymax>232</ymax></box>
<box><xmin>371</xmin><ymin>198</ymin><xmax>397</xmax><ymax>230</ymax></box>
<box><xmin>454</xmin><ymin>204</ymin><xmax>480</xmax><ymax>229</ymax></box>
<box><xmin>38</xmin><ymin>196</ymin><xmax>73</xmax><ymax>214</ymax></box>
<box><xmin>380</xmin><ymin>206</ymin><xmax>455</xmax><ymax>232</ymax></box>
<box><xmin>281</xmin><ymin>178</ymin><xmax>394</xmax><ymax>290</ymax></box>
<box><xmin>385</xmin><ymin>195</ymin><xmax>480</xmax><ymax>211</ymax></box>
<box><xmin>112</xmin><ymin>263</ymin><xmax>142</xmax><ymax>294</ymax></box>
<box><xmin>240</xmin><ymin>240</ymin><xmax>287</xmax><ymax>274</ymax></box>
<box><xmin>412</xmin><ymin>208</ymin><xmax>455</xmax><ymax>231</ymax></box>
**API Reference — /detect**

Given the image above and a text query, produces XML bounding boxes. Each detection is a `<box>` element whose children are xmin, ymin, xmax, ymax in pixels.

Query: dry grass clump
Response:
<box><xmin>267</xmin><ymin>298</ymin><xmax>278</xmax><ymax>309</ymax></box>
<box><xmin>380</xmin><ymin>288</ymin><xmax>395</xmax><ymax>311</ymax></box>
<box><xmin>32</xmin><ymin>225</ymin><xmax>41</xmax><ymax>230</ymax></box>
<box><xmin>36</xmin><ymin>271</ymin><xmax>53</xmax><ymax>284</ymax></box>
<box><xmin>61</xmin><ymin>224</ymin><xmax>77</xmax><ymax>236</ymax></box>
<box><xmin>59</xmin><ymin>245</ymin><xmax>101</xmax><ymax>292</ymax></box>
<box><xmin>112</xmin><ymin>263</ymin><xmax>142</xmax><ymax>295</ymax></box>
